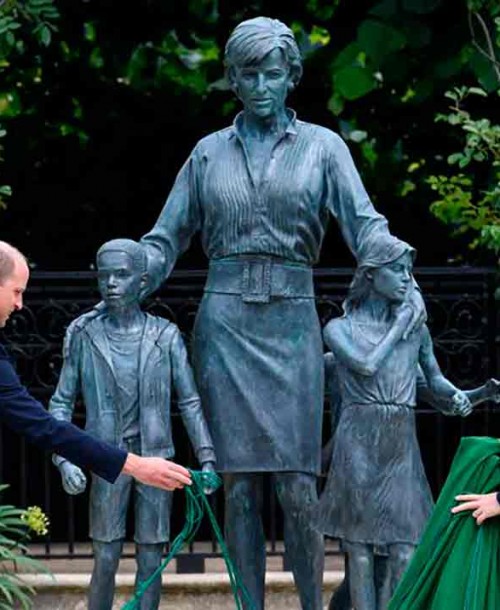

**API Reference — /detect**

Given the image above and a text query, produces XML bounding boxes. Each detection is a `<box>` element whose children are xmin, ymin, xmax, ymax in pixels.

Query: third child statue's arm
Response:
<box><xmin>323</xmin><ymin>304</ymin><xmax>413</xmax><ymax>377</ymax></box>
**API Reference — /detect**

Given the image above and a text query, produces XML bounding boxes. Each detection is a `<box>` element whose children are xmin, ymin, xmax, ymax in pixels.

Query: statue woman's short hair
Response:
<box><xmin>97</xmin><ymin>239</ymin><xmax>147</xmax><ymax>273</ymax></box>
<box><xmin>224</xmin><ymin>17</ymin><xmax>303</xmax><ymax>89</ymax></box>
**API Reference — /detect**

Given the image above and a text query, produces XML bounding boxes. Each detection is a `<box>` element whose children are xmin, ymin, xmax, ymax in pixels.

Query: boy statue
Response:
<box><xmin>49</xmin><ymin>238</ymin><xmax>216</xmax><ymax>610</ymax></box>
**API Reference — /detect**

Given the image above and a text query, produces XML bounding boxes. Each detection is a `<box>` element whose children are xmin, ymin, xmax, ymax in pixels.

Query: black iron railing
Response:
<box><xmin>0</xmin><ymin>267</ymin><xmax>497</xmax><ymax>571</ymax></box>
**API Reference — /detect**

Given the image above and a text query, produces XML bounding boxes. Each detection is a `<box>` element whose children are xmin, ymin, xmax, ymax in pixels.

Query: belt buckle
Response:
<box><xmin>242</xmin><ymin>259</ymin><xmax>272</xmax><ymax>303</ymax></box>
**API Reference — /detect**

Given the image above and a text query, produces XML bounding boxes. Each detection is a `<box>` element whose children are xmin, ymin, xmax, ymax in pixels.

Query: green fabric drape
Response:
<box><xmin>389</xmin><ymin>436</ymin><xmax>500</xmax><ymax>610</ymax></box>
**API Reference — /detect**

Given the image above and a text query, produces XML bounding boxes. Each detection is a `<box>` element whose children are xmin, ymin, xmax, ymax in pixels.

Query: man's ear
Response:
<box><xmin>140</xmin><ymin>272</ymin><xmax>148</xmax><ymax>288</ymax></box>
<box><xmin>365</xmin><ymin>270</ymin><xmax>373</xmax><ymax>282</ymax></box>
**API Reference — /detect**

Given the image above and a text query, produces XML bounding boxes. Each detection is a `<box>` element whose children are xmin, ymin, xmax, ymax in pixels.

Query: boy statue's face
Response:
<box><xmin>97</xmin><ymin>250</ymin><xmax>144</xmax><ymax>309</ymax></box>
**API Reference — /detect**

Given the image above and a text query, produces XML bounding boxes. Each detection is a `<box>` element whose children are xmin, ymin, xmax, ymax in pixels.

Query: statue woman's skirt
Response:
<box><xmin>192</xmin><ymin>292</ymin><xmax>323</xmax><ymax>474</ymax></box>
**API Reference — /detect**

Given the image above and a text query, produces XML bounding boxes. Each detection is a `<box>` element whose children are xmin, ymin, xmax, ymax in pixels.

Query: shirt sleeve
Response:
<box><xmin>324</xmin><ymin>133</ymin><xmax>390</xmax><ymax>259</ymax></box>
<box><xmin>169</xmin><ymin>328</ymin><xmax>216</xmax><ymax>465</ymax></box>
<box><xmin>140</xmin><ymin>147</ymin><xmax>203</xmax><ymax>295</ymax></box>
<box><xmin>0</xmin><ymin>355</ymin><xmax>126</xmax><ymax>483</ymax></box>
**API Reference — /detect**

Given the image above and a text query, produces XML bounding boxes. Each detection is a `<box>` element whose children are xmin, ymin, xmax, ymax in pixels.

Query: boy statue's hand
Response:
<box><xmin>59</xmin><ymin>461</ymin><xmax>87</xmax><ymax>495</ymax></box>
<box><xmin>201</xmin><ymin>461</ymin><xmax>218</xmax><ymax>495</ymax></box>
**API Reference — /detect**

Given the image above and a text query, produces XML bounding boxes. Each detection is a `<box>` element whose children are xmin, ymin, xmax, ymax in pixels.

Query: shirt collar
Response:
<box><xmin>228</xmin><ymin>108</ymin><xmax>298</xmax><ymax>140</ymax></box>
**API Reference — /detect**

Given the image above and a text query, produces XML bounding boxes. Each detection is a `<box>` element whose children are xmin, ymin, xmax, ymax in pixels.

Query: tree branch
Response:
<box><xmin>468</xmin><ymin>10</ymin><xmax>500</xmax><ymax>86</ymax></box>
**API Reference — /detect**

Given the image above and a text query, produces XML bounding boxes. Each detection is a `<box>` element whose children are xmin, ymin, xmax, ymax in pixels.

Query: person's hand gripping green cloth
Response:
<box><xmin>389</xmin><ymin>436</ymin><xmax>500</xmax><ymax>610</ymax></box>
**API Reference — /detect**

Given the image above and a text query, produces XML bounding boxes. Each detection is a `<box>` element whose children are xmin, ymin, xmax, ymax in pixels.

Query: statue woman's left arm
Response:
<box><xmin>324</xmin><ymin>133</ymin><xmax>426</xmax><ymax>334</ymax></box>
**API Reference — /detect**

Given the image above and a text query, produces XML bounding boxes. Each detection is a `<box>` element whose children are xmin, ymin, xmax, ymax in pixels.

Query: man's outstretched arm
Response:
<box><xmin>0</xmin><ymin>351</ymin><xmax>191</xmax><ymax>490</ymax></box>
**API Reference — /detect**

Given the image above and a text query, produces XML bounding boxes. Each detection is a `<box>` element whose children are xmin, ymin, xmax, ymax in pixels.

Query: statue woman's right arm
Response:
<box><xmin>64</xmin><ymin>149</ymin><xmax>203</xmax><ymax>340</ymax></box>
<box><xmin>140</xmin><ymin>151</ymin><xmax>202</xmax><ymax>297</ymax></box>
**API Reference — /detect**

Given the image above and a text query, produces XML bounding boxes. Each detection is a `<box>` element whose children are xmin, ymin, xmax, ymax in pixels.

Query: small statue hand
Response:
<box><xmin>63</xmin><ymin>303</ymin><xmax>106</xmax><ymax>356</ymax></box>
<box><xmin>485</xmin><ymin>378</ymin><xmax>500</xmax><ymax>403</ymax></box>
<box><xmin>403</xmin><ymin>286</ymin><xmax>427</xmax><ymax>340</ymax></box>
<box><xmin>451</xmin><ymin>390</ymin><xmax>473</xmax><ymax>417</ymax></box>
<box><xmin>59</xmin><ymin>461</ymin><xmax>87</xmax><ymax>495</ymax></box>
<box><xmin>201</xmin><ymin>462</ymin><xmax>217</xmax><ymax>495</ymax></box>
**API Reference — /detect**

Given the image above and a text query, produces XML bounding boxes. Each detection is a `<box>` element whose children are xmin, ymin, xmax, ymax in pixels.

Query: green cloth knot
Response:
<box><xmin>122</xmin><ymin>470</ymin><xmax>255</xmax><ymax>610</ymax></box>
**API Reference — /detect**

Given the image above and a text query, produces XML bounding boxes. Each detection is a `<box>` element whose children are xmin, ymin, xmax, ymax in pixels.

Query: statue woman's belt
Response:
<box><xmin>205</xmin><ymin>258</ymin><xmax>315</xmax><ymax>303</ymax></box>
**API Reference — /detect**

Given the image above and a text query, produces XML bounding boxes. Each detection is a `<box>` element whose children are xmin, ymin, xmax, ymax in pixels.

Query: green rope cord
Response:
<box><xmin>121</xmin><ymin>470</ymin><xmax>256</xmax><ymax>610</ymax></box>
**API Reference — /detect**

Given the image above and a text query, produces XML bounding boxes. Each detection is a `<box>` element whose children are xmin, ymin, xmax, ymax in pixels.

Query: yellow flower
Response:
<box><xmin>21</xmin><ymin>506</ymin><xmax>50</xmax><ymax>536</ymax></box>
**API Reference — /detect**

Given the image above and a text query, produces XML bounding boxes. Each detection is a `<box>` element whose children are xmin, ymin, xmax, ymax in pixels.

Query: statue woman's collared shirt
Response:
<box><xmin>142</xmin><ymin>110</ymin><xmax>388</xmax><ymax>289</ymax></box>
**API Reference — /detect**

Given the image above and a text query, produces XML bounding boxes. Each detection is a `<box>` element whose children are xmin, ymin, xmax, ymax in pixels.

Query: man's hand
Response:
<box><xmin>59</xmin><ymin>461</ymin><xmax>87</xmax><ymax>495</ymax></box>
<box><xmin>403</xmin><ymin>284</ymin><xmax>427</xmax><ymax>340</ymax></box>
<box><xmin>451</xmin><ymin>493</ymin><xmax>500</xmax><ymax>525</ymax></box>
<box><xmin>122</xmin><ymin>454</ymin><xmax>192</xmax><ymax>490</ymax></box>
<box><xmin>451</xmin><ymin>390</ymin><xmax>473</xmax><ymax>417</ymax></box>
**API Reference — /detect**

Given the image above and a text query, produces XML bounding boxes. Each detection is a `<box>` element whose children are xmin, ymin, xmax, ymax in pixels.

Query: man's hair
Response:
<box><xmin>224</xmin><ymin>17</ymin><xmax>303</xmax><ymax>89</ymax></box>
<box><xmin>96</xmin><ymin>239</ymin><xmax>147</xmax><ymax>273</ymax></box>
<box><xmin>0</xmin><ymin>241</ymin><xmax>27</xmax><ymax>285</ymax></box>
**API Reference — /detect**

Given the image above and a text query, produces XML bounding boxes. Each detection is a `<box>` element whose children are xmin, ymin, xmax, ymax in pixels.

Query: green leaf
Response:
<box><xmin>448</xmin><ymin>152</ymin><xmax>464</xmax><ymax>165</ymax></box>
<box><xmin>327</xmin><ymin>91</ymin><xmax>345</xmax><ymax>115</ymax></box>
<box><xmin>333</xmin><ymin>42</ymin><xmax>362</xmax><ymax>69</ymax></box>
<box><xmin>369</xmin><ymin>0</ymin><xmax>398</xmax><ymax>18</ymax></box>
<box><xmin>83</xmin><ymin>22</ymin><xmax>96</xmax><ymax>42</ymax></box>
<box><xmin>470</xmin><ymin>50</ymin><xmax>500</xmax><ymax>92</ymax></box>
<box><xmin>306</xmin><ymin>0</ymin><xmax>340</xmax><ymax>21</ymax></box>
<box><xmin>402</xmin><ymin>21</ymin><xmax>432</xmax><ymax>49</ymax></box>
<box><xmin>402</xmin><ymin>0</ymin><xmax>442</xmax><ymax>14</ymax></box>
<box><xmin>40</xmin><ymin>25</ymin><xmax>51</xmax><ymax>46</ymax></box>
<box><xmin>468</xmin><ymin>87</ymin><xmax>488</xmax><ymax>97</ymax></box>
<box><xmin>309</xmin><ymin>25</ymin><xmax>330</xmax><ymax>47</ymax></box>
<box><xmin>357</xmin><ymin>19</ymin><xmax>406</xmax><ymax>66</ymax></box>
<box><xmin>334</xmin><ymin>65</ymin><xmax>377</xmax><ymax>100</ymax></box>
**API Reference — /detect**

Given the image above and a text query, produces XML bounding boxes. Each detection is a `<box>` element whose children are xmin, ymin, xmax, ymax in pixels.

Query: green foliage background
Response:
<box><xmin>0</xmin><ymin>0</ymin><xmax>498</xmax><ymax>268</ymax></box>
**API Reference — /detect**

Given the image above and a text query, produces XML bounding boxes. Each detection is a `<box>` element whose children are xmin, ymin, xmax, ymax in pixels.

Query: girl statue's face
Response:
<box><xmin>232</xmin><ymin>48</ymin><xmax>293</xmax><ymax>120</ymax></box>
<box><xmin>370</xmin><ymin>252</ymin><xmax>413</xmax><ymax>303</ymax></box>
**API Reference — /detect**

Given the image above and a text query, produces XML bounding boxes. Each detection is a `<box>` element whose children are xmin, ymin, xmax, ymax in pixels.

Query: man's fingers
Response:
<box><xmin>456</xmin><ymin>494</ymin><xmax>481</xmax><ymax>501</ymax></box>
<box><xmin>164</xmin><ymin>460</ymin><xmax>191</xmax><ymax>478</ymax></box>
<box><xmin>164</xmin><ymin>468</ymin><xmax>192</xmax><ymax>486</ymax></box>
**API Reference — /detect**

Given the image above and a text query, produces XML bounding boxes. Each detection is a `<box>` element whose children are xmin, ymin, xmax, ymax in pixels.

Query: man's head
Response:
<box><xmin>96</xmin><ymin>239</ymin><xmax>147</xmax><ymax>309</ymax></box>
<box><xmin>0</xmin><ymin>241</ymin><xmax>29</xmax><ymax>328</ymax></box>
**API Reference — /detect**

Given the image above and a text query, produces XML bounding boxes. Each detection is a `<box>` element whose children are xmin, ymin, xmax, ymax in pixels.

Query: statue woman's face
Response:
<box><xmin>370</xmin><ymin>252</ymin><xmax>413</xmax><ymax>303</ymax></box>
<box><xmin>232</xmin><ymin>47</ymin><xmax>292</xmax><ymax>120</ymax></box>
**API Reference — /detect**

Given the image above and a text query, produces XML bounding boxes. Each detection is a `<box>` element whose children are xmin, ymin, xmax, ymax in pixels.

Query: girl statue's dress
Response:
<box><xmin>317</xmin><ymin>318</ymin><xmax>433</xmax><ymax>547</ymax></box>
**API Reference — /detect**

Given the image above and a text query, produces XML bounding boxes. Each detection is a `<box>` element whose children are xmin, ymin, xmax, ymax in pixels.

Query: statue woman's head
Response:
<box><xmin>344</xmin><ymin>234</ymin><xmax>416</xmax><ymax>314</ymax></box>
<box><xmin>224</xmin><ymin>17</ymin><xmax>303</xmax><ymax>111</ymax></box>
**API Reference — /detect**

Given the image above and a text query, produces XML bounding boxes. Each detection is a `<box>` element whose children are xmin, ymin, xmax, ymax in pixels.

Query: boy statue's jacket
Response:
<box><xmin>49</xmin><ymin>313</ymin><xmax>215</xmax><ymax>465</ymax></box>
